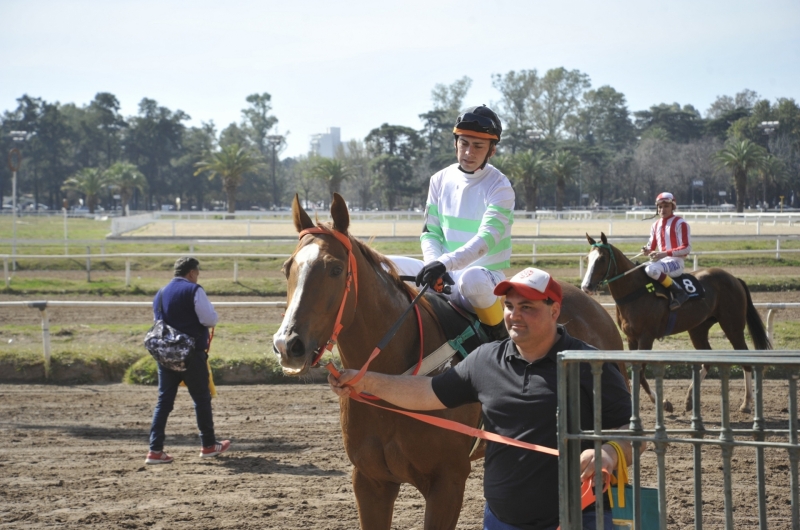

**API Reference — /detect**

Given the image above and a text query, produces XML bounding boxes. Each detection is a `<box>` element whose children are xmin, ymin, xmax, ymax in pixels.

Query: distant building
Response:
<box><xmin>310</xmin><ymin>127</ymin><xmax>341</xmax><ymax>158</ymax></box>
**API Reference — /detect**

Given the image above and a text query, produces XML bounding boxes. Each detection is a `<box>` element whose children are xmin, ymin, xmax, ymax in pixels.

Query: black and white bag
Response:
<box><xmin>144</xmin><ymin>291</ymin><xmax>195</xmax><ymax>372</ymax></box>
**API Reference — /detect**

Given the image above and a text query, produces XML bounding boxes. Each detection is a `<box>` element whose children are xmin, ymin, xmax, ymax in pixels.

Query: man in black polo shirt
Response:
<box><xmin>329</xmin><ymin>267</ymin><xmax>633</xmax><ymax>530</ymax></box>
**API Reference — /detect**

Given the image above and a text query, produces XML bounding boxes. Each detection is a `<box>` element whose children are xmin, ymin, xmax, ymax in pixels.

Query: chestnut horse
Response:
<box><xmin>272</xmin><ymin>194</ymin><xmax>625</xmax><ymax>530</ymax></box>
<box><xmin>581</xmin><ymin>233</ymin><xmax>771</xmax><ymax>414</ymax></box>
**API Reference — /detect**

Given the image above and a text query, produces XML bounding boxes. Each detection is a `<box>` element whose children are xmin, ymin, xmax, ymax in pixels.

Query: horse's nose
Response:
<box><xmin>285</xmin><ymin>333</ymin><xmax>307</xmax><ymax>359</ymax></box>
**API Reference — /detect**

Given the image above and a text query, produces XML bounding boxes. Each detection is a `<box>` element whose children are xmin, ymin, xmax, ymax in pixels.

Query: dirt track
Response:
<box><xmin>1</xmin><ymin>380</ymin><xmax>796</xmax><ymax>529</ymax></box>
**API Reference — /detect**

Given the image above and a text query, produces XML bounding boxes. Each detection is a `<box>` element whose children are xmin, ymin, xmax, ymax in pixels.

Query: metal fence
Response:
<box><xmin>557</xmin><ymin>349</ymin><xmax>800</xmax><ymax>530</ymax></box>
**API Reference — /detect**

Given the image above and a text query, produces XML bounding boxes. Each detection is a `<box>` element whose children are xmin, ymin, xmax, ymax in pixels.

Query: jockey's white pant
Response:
<box><xmin>387</xmin><ymin>256</ymin><xmax>504</xmax><ymax>312</ymax></box>
<box><xmin>644</xmin><ymin>257</ymin><xmax>685</xmax><ymax>281</ymax></box>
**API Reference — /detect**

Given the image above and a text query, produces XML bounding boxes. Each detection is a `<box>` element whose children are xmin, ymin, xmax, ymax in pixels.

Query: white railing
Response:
<box><xmin>2</xmin><ymin>299</ymin><xmax>795</xmax><ymax>380</ymax></box>
<box><xmin>2</xmin><ymin>243</ymin><xmax>799</xmax><ymax>288</ymax></box>
<box><xmin>626</xmin><ymin>210</ymin><xmax>800</xmax><ymax>224</ymax></box>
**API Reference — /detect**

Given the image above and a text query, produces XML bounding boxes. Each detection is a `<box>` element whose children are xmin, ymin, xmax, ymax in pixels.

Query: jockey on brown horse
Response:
<box><xmin>642</xmin><ymin>192</ymin><xmax>691</xmax><ymax>311</ymax></box>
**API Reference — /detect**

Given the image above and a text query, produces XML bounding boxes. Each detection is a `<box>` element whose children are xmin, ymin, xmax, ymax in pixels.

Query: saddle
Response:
<box><xmin>616</xmin><ymin>273</ymin><xmax>705</xmax><ymax>306</ymax></box>
<box><xmin>652</xmin><ymin>274</ymin><xmax>705</xmax><ymax>302</ymax></box>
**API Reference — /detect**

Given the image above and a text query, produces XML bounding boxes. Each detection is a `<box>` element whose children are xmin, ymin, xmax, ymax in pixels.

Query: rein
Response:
<box><xmin>590</xmin><ymin>243</ymin><xmax>648</xmax><ymax>287</ymax></box>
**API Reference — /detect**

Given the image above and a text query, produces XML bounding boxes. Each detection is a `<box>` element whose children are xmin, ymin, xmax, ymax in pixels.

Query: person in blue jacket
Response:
<box><xmin>145</xmin><ymin>257</ymin><xmax>230</xmax><ymax>464</ymax></box>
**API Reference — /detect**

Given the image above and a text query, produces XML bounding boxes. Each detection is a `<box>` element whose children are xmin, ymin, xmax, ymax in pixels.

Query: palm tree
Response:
<box><xmin>194</xmin><ymin>144</ymin><xmax>263</xmax><ymax>213</ymax></box>
<box><xmin>715</xmin><ymin>139</ymin><xmax>766</xmax><ymax>213</ymax></box>
<box><xmin>62</xmin><ymin>168</ymin><xmax>109</xmax><ymax>214</ymax></box>
<box><xmin>105</xmin><ymin>162</ymin><xmax>147</xmax><ymax>216</ymax></box>
<box><xmin>513</xmin><ymin>150</ymin><xmax>550</xmax><ymax>212</ymax></box>
<box><xmin>549</xmin><ymin>150</ymin><xmax>580</xmax><ymax>211</ymax></box>
<box><xmin>311</xmin><ymin>157</ymin><xmax>351</xmax><ymax>200</ymax></box>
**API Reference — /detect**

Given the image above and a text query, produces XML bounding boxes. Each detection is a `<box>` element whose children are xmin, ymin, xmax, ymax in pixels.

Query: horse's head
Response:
<box><xmin>581</xmin><ymin>232</ymin><xmax>613</xmax><ymax>295</ymax></box>
<box><xmin>272</xmin><ymin>193</ymin><xmax>356</xmax><ymax>376</ymax></box>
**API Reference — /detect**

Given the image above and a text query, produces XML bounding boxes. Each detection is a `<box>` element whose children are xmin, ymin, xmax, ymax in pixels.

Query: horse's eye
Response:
<box><xmin>282</xmin><ymin>259</ymin><xmax>292</xmax><ymax>279</ymax></box>
<box><xmin>331</xmin><ymin>265</ymin><xmax>343</xmax><ymax>277</ymax></box>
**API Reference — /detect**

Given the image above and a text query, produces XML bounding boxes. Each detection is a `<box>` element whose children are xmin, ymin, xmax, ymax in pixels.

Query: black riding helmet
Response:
<box><xmin>453</xmin><ymin>105</ymin><xmax>502</xmax><ymax>172</ymax></box>
<box><xmin>452</xmin><ymin>105</ymin><xmax>502</xmax><ymax>142</ymax></box>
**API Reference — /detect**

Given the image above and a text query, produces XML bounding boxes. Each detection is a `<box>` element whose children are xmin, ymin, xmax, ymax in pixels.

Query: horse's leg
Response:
<box><xmin>718</xmin><ymin>321</ymin><xmax>754</xmax><ymax>413</ymax></box>
<box><xmin>352</xmin><ymin>469</ymin><xmax>400</xmax><ymax>530</ymax></box>
<box><xmin>635</xmin><ymin>335</ymin><xmax>674</xmax><ymax>413</ymax></box>
<box><xmin>684</xmin><ymin>322</ymin><xmax>715</xmax><ymax>411</ymax></box>
<box><xmin>422</xmin><ymin>475</ymin><xmax>468</xmax><ymax>530</ymax></box>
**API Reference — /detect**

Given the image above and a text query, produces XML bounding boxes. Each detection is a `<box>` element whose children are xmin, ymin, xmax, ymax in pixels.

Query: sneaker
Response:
<box><xmin>200</xmin><ymin>440</ymin><xmax>231</xmax><ymax>458</ymax></box>
<box><xmin>145</xmin><ymin>450</ymin><xmax>174</xmax><ymax>465</ymax></box>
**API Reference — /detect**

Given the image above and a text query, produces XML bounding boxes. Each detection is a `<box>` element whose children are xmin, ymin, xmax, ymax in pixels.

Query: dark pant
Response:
<box><xmin>483</xmin><ymin>504</ymin><xmax>614</xmax><ymax>530</ymax></box>
<box><xmin>149</xmin><ymin>349</ymin><xmax>215</xmax><ymax>451</ymax></box>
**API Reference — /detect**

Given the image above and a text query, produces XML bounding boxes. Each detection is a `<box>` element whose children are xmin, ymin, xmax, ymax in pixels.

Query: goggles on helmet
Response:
<box><xmin>453</xmin><ymin>111</ymin><xmax>501</xmax><ymax>141</ymax></box>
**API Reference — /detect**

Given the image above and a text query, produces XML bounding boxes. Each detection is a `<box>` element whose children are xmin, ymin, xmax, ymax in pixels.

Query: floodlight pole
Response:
<box><xmin>758</xmin><ymin>121</ymin><xmax>780</xmax><ymax>207</ymax></box>
<box><xmin>267</xmin><ymin>135</ymin><xmax>284</xmax><ymax>209</ymax></box>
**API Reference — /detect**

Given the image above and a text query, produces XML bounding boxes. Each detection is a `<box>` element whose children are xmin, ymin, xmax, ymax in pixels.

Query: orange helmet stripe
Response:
<box><xmin>453</xmin><ymin>127</ymin><xmax>499</xmax><ymax>140</ymax></box>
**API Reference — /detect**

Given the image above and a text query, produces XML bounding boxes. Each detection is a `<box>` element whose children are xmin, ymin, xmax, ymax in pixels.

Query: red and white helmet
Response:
<box><xmin>655</xmin><ymin>192</ymin><xmax>677</xmax><ymax>209</ymax></box>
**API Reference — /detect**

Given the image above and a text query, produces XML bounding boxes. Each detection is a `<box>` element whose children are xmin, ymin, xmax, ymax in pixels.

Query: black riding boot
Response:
<box><xmin>485</xmin><ymin>321</ymin><xmax>509</xmax><ymax>342</ymax></box>
<box><xmin>668</xmin><ymin>281</ymin><xmax>689</xmax><ymax>311</ymax></box>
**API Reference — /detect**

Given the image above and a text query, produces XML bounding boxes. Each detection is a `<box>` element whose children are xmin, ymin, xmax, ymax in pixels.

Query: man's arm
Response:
<box><xmin>194</xmin><ymin>288</ymin><xmax>219</xmax><ymax>327</ymax></box>
<box><xmin>579</xmin><ymin>426</ymin><xmax>646</xmax><ymax>480</ymax></box>
<box><xmin>328</xmin><ymin>369</ymin><xmax>446</xmax><ymax>411</ymax></box>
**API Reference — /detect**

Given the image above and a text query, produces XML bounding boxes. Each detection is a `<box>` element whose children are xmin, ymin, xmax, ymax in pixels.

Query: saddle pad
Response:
<box><xmin>653</xmin><ymin>274</ymin><xmax>705</xmax><ymax>300</ymax></box>
<box><xmin>423</xmin><ymin>292</ymin><xmax>486</xmax><ymax>356</ymax></box>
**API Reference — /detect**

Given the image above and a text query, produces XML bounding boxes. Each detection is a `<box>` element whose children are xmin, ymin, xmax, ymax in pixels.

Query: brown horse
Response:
<box><xmin>580</xmin><ymin>232</ymin><xmax>772</xmax><ymax>414</ymax></box>
<box><xmin>272</xmin><ymin>194</ymin><xmax>625</xmax><ymax>530</ymax></box>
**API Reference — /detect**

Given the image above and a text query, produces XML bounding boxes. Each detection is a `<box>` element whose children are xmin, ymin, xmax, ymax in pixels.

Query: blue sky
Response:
<box><xmin>2</xmin><ymin>0</ymin><xmax>798</xmax><ymax>158</ymax></box>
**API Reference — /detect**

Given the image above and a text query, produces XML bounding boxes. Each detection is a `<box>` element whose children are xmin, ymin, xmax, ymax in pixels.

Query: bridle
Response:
<box><xmin>590</xmin><ymin>242</ymin><xmax>649</xmax><ymax>287</ymax></box>
<box><xmin>590</xmin><ymin>242</ymin><xmax>622</xmax><ymax>287</ymax></box>
<box><xmin>297</xmin><ymin>226</ymin><xmax>425</xmax><ymax>376</ymax></box>
<box><xmin>298</xmin><ymin>226</ymin><xmax>358</xmax><ymax>366</ymax></box>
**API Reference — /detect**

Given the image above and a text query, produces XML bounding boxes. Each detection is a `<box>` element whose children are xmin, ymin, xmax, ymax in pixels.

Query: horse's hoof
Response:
<box><xmin>685</xmin><ymin>401</ymin><xmax>693</xmax><ymax>412</ymax></box>
<box><xmin>740</xmin><ymin>406</ymin><xmax>751</xmax><ymax>414</ymax></box>
<box><xmin>664</xmin><ymin>401</ymin><xmax>674</xmax><ymax>413</ymax></box>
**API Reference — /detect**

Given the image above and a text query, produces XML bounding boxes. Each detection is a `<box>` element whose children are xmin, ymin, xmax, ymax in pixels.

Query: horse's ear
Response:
<box><xmin>600</xmin><ymin>232</ymin><xmax>608</xmax><ymax>245</ymax></box>
<box><xmin>586</xmin><ymin>233</ymin><xmax>596</xmax><ymax>245</ymax></box>
<box><xmin>292</xmin><ymin>194</ymin><xmax>314</xmax><ymax>233</ymax></box>
<box><xmin>330</xmin><ymin>193</ymin><xmax>350</xmax><ymax>234</ymax></box>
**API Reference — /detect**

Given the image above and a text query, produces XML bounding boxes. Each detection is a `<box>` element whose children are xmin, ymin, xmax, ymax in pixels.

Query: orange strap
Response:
<box><xmin>298</xmin><ymin>227</ymin><xmax>358</xmax><ymax>365</ymax></box>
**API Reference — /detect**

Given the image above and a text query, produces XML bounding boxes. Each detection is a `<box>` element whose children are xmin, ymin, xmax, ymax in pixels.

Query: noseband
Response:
<box><xmin>298</xmin><ymin>226</ymin><xmax>358</xmax><ymax>366</ymax></box>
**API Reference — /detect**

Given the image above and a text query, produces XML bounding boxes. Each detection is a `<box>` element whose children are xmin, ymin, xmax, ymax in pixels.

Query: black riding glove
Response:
<box><xmin>415</xmin><ymin>261</ymin><xmax>453</xmax><ymax>288</ymax></box>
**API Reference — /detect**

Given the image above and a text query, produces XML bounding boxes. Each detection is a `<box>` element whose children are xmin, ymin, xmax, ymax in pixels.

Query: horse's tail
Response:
<box><xmin>739</xmin><ymin>278</ymin><xmax>772</xmax><ymax>351</ymax></box>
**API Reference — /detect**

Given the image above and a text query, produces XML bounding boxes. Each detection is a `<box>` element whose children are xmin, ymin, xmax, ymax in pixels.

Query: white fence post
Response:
<box><xmin>532</xmin><ymin>243</ymin><xmax>537</xmax><ymax>264</ymax></box>
<box><xmin>578</xmin><ymin>256</ymin><xmax>584</xmax><ymax>280</ymax></box>
<box><xmin>608</xmin><ymin>220</ymin><xmax>613</xmax><ymax>236</ymax></box>
<box><xmin>693</xmin><ymin>254</ymin><xmax>698</xmax><ymax>271</ymax></box>
<box><xmin>777</xmin><ymin>239</ymin><xmax>782</xmax><ymax>260</ymax></box>
<box><xmin>172</xmin><ymin>221</ymin><xmax>176</xmax><ymax>237</ymax></box>
<box><xmin>3</xmin><ymin>258</ymin><xmax>8</xmax><ymax>288</ymax></box>
<box><xmin>125</xmin><ymin>260</ymin><xmax>131</xmax><ymax>287</ymax></box>
<box><xmin>41</xmin><ymin>307</ymin><xmax>51</xmax><ymax>380</ymax></box>
<box><xmin>234</xmin><ymin>260</ymin><xmax>239</xmax><ymax>283</ymax></box>
<box><xmin>86</xmin><ymin>247</ymin><xmax>91</xmax><ymax>283</ymax></box>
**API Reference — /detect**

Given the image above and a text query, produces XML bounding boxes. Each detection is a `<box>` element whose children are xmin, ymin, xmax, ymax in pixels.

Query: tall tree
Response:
<box><xmin>105</xmin><ymin>161</ymin><xmax>147</xmax><ymax>215</ymax></box>
<box><xmin>339</xmin><ymin>139</ymin><xmax>375</xmax><ymax>210</ymax></box>
<box><xmin>715</xmin><ymin>139</ymin><xmax>766</xmax><ymax>212</ymax></box>
<box><xmin>194</xmin><ymin>144</ymin><xmax>263</xmax><ymax>213</ymax></box>
<box><xmin>567</xmin><ymin>85</ymin><xmax>635</xmax><ymax>151</ymax></box>
<box><xmin>62</xmin><ymin>167</ymin><xmax>108</xmax><ymax>213</ymax></box>
<box><xmin>125</xmin><ymin>98</ymin><xmax>189</xmax><ymax>209</ymax></box>
<box><xmin>430</xmin><ymin>76</ymin><xmax>472</xmax><ymax>116</ymax></box>
<box><xmin>492</xmin><ymin>70</ymin><xmax>539</xmax><ymax>154</ymax></box>
<box><xmin>705</xmin><ymin>89</ymin><xmax>761</xmax><ymax>119</ymax></box>
<box><xmin>634</xmin><ymin>103</ymin><xmax>705</xmax><ymax>143</ymax></box>
<box><xmin>529</xmin><ymin>68</ymin><xmax>591</xmax><ymax>138</ymax></box>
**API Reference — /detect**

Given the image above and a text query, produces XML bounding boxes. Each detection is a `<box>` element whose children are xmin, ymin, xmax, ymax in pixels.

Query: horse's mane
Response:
<box><xmin>317</xmin><ymin>222</ymin><xmax>433</xmax><ymax>314</ymax></box>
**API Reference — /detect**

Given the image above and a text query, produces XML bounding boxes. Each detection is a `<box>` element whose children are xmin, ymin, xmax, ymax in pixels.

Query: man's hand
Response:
<box><xmin>579</xmin><ymin>444</ymin><xmax>617</xmax><ymax>481</ymax></box>
<box><xmin>328</xmin><ymin>368</ymin><xmax>364</xmax><ymax>398</ymax></box>
<box><xmin>415</xmin><ymin>261</ymin><xmax>451</xmax><ymax>288</ymax></box>
<box><xmin>648</xmin><ymin>251</ymin><xmax>667</xmax><ymax>261</ymax></box>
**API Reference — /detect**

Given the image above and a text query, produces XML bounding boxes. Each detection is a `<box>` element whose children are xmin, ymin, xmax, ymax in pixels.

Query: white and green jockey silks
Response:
<box><xmin>420</xmin><ymin>163</ymin><xmax>515</xmax><ymax>272</ymax></box>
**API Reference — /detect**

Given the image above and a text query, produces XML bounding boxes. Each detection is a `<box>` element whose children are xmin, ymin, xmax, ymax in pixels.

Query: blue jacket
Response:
<box><xmin>154</xmin><ymin>278</ymin><xmax>209</xmax><ymax>349</ymax></box>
